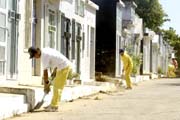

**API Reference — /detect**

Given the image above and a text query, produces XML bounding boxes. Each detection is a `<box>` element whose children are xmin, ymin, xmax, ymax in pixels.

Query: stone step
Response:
<box><xmin>0</xmin><ymin>93</ymin><xmax>28</xmax><ymax>120</ymax></box>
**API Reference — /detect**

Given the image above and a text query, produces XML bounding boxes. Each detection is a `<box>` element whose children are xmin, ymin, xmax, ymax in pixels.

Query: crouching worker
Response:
<box><xmin>119</xmin><ymin>49</ymin><xmax>133</xmax><ymax>90</ymax></box>
<box><xmin>167</xmin><ymin>64</ymin><xmax>176</xmax><ymax>78</ymax></box>
<box><xmin>28</xmin><ymin>47</ymin><xmax>72</xmax><ymax>112</ymax></box>
<box><xmin>167</xmin><ymin>57</ymin><xmax>178</xmax><ymax>78</ymax></box>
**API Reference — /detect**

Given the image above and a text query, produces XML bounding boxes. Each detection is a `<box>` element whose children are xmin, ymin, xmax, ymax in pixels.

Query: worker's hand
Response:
<box><xmin>122</xmin><ymin>69</ymin><xmax>124</xmax><ymax>73</ymax></box>
<box><xmin>44</xmin><ymin>82</ymin><xmax>51</xmax><ymax>94</ymax></box>
<box><xmin>51</xmin><ymin>68</ymin><xmax>57</xmax><ymax>77</ymax></box>
<box><xmin>50</xmin><ymin>72</ymin><xmax>56</xmax><ymax>81</ymax></box>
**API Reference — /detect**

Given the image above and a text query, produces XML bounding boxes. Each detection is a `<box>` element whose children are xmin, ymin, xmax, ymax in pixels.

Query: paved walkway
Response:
<box><xmin>8</xmin><ymin>78</ymin><xmax>180</xmax><ymax>120</ymax></box>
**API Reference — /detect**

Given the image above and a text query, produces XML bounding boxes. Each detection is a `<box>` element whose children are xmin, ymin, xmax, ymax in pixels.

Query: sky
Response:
<box><xmin>159</xmin><ymin>0</ymin><xmax>180</xmax><ymax>35</ymax></box>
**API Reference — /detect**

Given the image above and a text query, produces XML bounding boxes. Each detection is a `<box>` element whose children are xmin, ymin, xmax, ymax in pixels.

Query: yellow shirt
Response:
<box><xmin>121</xmin><ymin>53</ymin><xmax>133</xmax><ymax>70</ymax></box>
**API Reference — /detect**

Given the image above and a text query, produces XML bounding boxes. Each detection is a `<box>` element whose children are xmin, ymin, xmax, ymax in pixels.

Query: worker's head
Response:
<box><xmin>119</xmin><ymin>49</ymin><xmax>124</xmax><ymax>56</ymax></box>
<box><xmin>172</xmin><ymin>58</ymin><xmax>175</xmax><ymax>61</ymax></box>
<box><xmin>28</xmin><ymin>47</ymin><xmax>41</xmax><ymax>59</ymax></box>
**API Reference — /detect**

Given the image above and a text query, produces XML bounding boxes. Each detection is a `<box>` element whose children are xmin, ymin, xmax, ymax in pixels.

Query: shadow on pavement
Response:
<box><xmin>159</xmin><ymin>83</ymin><xmax>180</xmax><ymax>86</ymax></box>
<box><xmin>30</xmin><ymin>109</ymin><xmax>45</xmax><ymax>113</ymax></box>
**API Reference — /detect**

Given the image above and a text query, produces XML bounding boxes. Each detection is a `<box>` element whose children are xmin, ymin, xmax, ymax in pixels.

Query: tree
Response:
<box><xmin>162</xmin><ymin>27</ymin><xmax>180</xmax><ymax>45</ymax></box>
<box><xmin>162</xmin><ymin>27</ymin><xmax>180</xmax><ymax>68</ymax></box>
<box><xmin>134</xmin><ymin>0</ymin><xmax>168</xmax><ymax>32</ymax></box>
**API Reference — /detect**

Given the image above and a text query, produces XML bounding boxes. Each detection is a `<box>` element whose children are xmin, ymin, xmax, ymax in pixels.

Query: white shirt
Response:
<box><xmin>41</xmin><ymin>48</ymin><xmax>72</xmax><ymax>70</ymax></box>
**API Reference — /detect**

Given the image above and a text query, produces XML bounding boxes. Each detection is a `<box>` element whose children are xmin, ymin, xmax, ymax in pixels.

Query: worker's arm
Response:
<box><xmin>43</xmin><ymin>69</ymin><xmax>49</xmax><ymax>84</ymax></box>
<box><xmin>122</xmin><ymin>68</ymin><xmax>124</xmax><ymax>73</ymax></box>
<box><xmin>43</xmin><ymin>69</ymin><xmax>50</xmax><ymax>93</ymax></box>
<box><xmin>51</xmin><ymin>67</ymin><xmax>57</xmax><ymax>78</ymax></box>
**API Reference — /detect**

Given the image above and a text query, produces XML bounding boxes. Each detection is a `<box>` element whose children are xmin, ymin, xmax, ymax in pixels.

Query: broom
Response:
<box><xmin>32</xmin><ymin>69</ymin><xmax>57</xmax><ymax>111</ymax></box>
<box><xmin>33</xmin><ymin>92</ymin><xmax>48</xmax><ymax>110</ymax></box>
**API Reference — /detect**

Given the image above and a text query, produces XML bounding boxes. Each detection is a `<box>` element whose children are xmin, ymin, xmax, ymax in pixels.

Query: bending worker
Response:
<box><xmin>119</xmin><ymin>49</ymin><xmax>133</xmax><ymax>89</ymax></box>
<box><xmin>167</xmin><ymin>64</ymin><xmax>176</xmax><ymax>78</ymax></box>
<box><xmin>167</xmin><ymin>58</ymin><xmax>177</xmax><ymax>78</ymax></box>
<box><xmin>28</xmin><ymin>47</ymin><xmax>72</xmax><ymax>112</ymax></box>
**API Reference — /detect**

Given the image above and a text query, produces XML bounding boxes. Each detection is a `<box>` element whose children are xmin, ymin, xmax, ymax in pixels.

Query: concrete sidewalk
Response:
<box><xmin>0</xmin><ymin>81</ymin><xmax>118</xmax><ymax>120</ymax></box>
<box><xmin>0</xmin><ymin>74</ymin><xmax>156</xmax><ymax>120</ymax></box>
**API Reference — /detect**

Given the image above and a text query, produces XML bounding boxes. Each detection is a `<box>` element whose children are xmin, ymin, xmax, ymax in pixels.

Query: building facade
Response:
<box><xmin>0</xmin><ymin>0</ymin><xmax>98</xmax><ymax>85</ymax></box>
<box><xmin>92</xmin><ymin>0</ymin><xmax>124</xmax><ymax>76</ymax></box>
<box><xmin>122</xmin><ymin>0</ymin><xmax>143</xmax><ymax>75</ymax></box>
<box><xmin>0</xmin><ymin>0</ymin><xmax>20</xmax><ymax>82</ymax></box>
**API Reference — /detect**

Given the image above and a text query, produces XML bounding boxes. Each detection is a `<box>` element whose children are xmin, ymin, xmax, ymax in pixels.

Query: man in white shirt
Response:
<box><xmin>28</xmin><ymin>47</ymin><xmax>72</xmax><ymax>112</ymax></box>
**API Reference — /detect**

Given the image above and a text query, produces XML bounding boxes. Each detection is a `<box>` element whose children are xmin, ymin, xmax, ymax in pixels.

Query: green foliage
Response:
<box><xmin>125</xmin><ymin>45</ymin><xmax>142</xmax><ymax>75</ymax></box>
<box><xmin>157</xmin><ymin>66</ymin><xmax>163</xmax><ymax>74</ymax></box>
<box><xmin>162</xmin><ymin>28</ymin><xmax>180</xmax><ymax>69</ymax></box>
<box><xmin>131</xmin><ymin>54</ymin><xmax>142</xmax><ymax>75</ymax></box>
<box><xmin>162</xmin><ymin>27</ymin><xmax>180</xmax><ymax>46</ymax></box>
<box><xmin>134</xmin><ymin>0</ymin><xmax>168</xmax><ymax>32</ymax></box>
<box><xmin>67</xmin><ymin>69</ymin><xmax>80</xmax><ymax>80</ymax></box>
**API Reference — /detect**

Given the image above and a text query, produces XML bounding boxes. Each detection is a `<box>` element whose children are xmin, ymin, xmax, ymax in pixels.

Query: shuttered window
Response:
<box><xmin>48</xmin><ymin>9</ymin><xmax>56</xmax><ymax>48</ymax></box>
<box><xmin>75</xmin><ymin>0</ymin><xmax>78</xmax><ymax>14</ymax></box>
<box><xmin>0</xmin><ymin>0</ymin><xmax>6</xmax><ymax>9</ymax></box>
<box><xmin>0</xmin><ymin>9</ymin><xmax>6</xmax><ymax>76</ymax></box>
<box><xmin>75</xmin><ymin>0</ymin><xmax>84</xmax><ymax>17</ymax></box>
<box><xmin>82</xmin><ymin>32</ymin><xmax>85</xmax><ymax>50</ymax></box>
<box><xmin>0</xmin><ymin>46</ymin><xmax>5</xmax><ymax>75</ymax></box>
<box><xmin>0</xmin><ymin>13</ymin><xmax>6</xmax><ymax>42</ymax></box>
<box><xmin>79</xmin><ymin>0</ymin><xmax>84</xmax><ymax>17</ymax></box>
<box><xmin>71</xmin><ymin>19</ymin><xmax>75</xmax><ymax>59</ymax></box>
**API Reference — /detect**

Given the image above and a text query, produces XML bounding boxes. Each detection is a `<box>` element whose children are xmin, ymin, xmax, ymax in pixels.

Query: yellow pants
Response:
<box><xmin>51</xmin><ymin>66</ymin><xmax>71</xmax><ymax>107</ymax></box>
<box><xmin>125</xmin><ymin>68</ymin><xmax>132</xmax><ymax>88</ymax></box>
<box><xmin>167</xmin><ymin>65</ymin><xmax>176</xmax><ymax>78</ymax></box>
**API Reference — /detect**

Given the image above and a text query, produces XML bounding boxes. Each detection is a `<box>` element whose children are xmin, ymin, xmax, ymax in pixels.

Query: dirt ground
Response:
<box><xmin>8</xmin><ymin>78</ymin><xmax>180</xmax><ymax>120</ymax></box>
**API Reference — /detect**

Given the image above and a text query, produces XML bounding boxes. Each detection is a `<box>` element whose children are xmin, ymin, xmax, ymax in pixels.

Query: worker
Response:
<box><xmin>28</xmin><ymin>47</ymin><xmax>72</xmax><ymax>112</ymax></box>
<box><xmin>172</xmin><ymin>58</ymin><xmax>178</xmax><ymax>69</ymax></box>
<box><xmin>167</xmin><ymin>64</ymin><xmax>176</xmax><ymax>78</ymax></box>
<box><xmin>119</xmin><ymin>49</ymin><xmax>133</xmax><ymax>89</ymax></box>
<box><xmin>167</xmin><ymin>58</ymin><xmax>177</xmax><ymax>78</ymax></box>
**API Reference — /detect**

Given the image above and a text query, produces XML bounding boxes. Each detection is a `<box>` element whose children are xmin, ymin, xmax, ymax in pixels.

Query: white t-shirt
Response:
<box><xmin>41</xmin><ymin>48</ymin><xmax>72</xmax><ymax>70</ymax></box>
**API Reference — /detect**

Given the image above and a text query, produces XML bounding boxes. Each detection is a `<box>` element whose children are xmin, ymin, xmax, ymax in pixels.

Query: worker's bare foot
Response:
<box><xmin>125</xmin><ymin>87</ymin><xmax>132</xmax><ymax>90</ymax></box>
<box><xmin>44</xmin><ymin>105</ymin><xmax>58</xmax><ymax>112</ymax></box>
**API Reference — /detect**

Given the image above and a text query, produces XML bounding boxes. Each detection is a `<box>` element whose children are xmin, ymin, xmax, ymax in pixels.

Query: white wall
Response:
<box><xmin>134</xmin><ymin>15</ymin><xmax>143</xmax><ymax>39</ymax></box>
<box><xmin>18</xmin><ymin>0</ymin><xmax>35</xmax><ymax>85</ymax></box>
<box><xmin>83</xmin><ymin>4</ymin><xmax>97</xmax><ymax>81</ymax></box>
<box><xmin>60</xmin><ymin>0</ymin><xmax>98</xmax><ymax>81</ymax></box>
<box><xmin>17</xmin><ymin>0</ymin><xmax>98</xmax><ymax>86</ymax></box>
<box><xmin>143</xmin><ymin>38</ymin><xmax>150</xmax><ymax>74</ymax></box>
<box><xmin>18</xmin><ymin>0</ymin><xmax>61</xmax><ymax>85</ymax></box>
<box><xmin>152</xmin><ymin>35</ymin><xmax>159</xmax><ymax>73</ymax></box>
<box><xmin>60</xmin><ymin>0</ymin><xmax>74</xmax><ymax>19</ymax></box>
<box><xmin>116</xmin><ymin>3</ymin><xmax>124</xmax><ymax>77</ymax></box>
